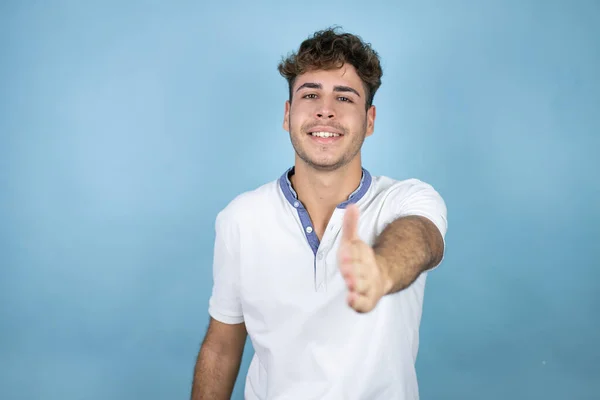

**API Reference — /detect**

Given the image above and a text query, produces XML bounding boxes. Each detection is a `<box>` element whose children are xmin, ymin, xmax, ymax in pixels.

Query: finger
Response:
<box><xmin>351</xmin><ymin>274</ymin><xmax>370</xmax><ymax>295</ymax></box>
<box><xmin>340</xmin><ymin>259</ymin><xmax>355</xmax><ymax>287</ymax></box>
<box><xmin>338</xmin><ymin>244</ymin><xmax>354</xmax><ymax>277</ymax></box>
<box><xmin>341</xmin><ymin>261</ymin><xmax>358</xmax><ymax>290</ymax></box>
<box><xmin>347</xmin><ymin>291</ymin><xmax>357</xmax><ymax>307</ymax></box>
<box><xmin>348</xmin><ymin>292</ymin><xmax>375</xmax><ymax>313</ymax></box>
<box><xmin>342</xmin><ymin>204</ymin><xmax>360</xmax><ymax>243</ymax></box>
<box><xmin>350</xmin><ymin>244</ymin><xmax>371</xmax><ymax>279</ymax></box>
<box><xmin>340</xmin><ymin>243</ymin><xmax>369</xmax><ymax>292</ymax></box>
<box><xmin>339</xmin><ymin>240</ymin><xmax>364</xmax><ymax>273</ymax></box>
<box><xmin>338</xmin><ymin>242</ymin><xmax>354</xmax><ymax>264</ymax></box>
<box><xmin>348</xmin><ymin>255</ymin><xmax>367</xmax><ymax>293</ymax></box>
<box><xmin>344</xmin><ymin>272</ymin><xmax>356</xmax><ymax>291</ymax></box>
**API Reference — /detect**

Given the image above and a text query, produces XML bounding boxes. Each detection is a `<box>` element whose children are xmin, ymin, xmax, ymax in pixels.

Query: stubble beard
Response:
<box><xmin>288</xmin><ymin>112</ymin><xmax>368</xmax><ymax>172</ymax></box>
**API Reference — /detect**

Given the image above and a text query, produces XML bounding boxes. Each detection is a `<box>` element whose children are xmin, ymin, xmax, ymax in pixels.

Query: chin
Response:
<box><xmin>294</xmin><ymin>146</ymin><xmax>349</xmax><ymax>171</ymax></box>
<box><xmin>305</xmin><ymin>158</ymin><xmax>347</xmax><ymax>171</ymax></box>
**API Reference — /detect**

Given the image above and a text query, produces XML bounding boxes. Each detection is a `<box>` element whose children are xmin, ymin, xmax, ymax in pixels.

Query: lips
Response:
<box><xmin>310</xmin><ymin>131</ymin><xmax>342</xmax><ymax>138</ymax></box>
<box><xmin>306</xmin><ymin>125</ymin><xmax>344</xmax><ymax>137</ymax></box>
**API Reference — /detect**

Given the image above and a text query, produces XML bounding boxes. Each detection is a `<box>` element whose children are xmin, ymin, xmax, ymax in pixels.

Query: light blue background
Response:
<box><xmin>1</xmin><ymin>1</ymin><xmax>599</xmax><ymax>399</ymax></box>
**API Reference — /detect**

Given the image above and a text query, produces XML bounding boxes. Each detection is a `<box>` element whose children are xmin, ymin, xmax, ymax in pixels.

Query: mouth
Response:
<box><xmin>307</xmin><ymin>129</ymin><xmax>344</xmax><ymax>145</ymax></box>
<box><xmin>306</xmin><ymin>126</ymin><xmax>344</xmax><ymax>139</ymax></box>
<box><xmin>309</xmin><ymin>131</ymin><xmax>343</xmax><ymax>138</ymax></box>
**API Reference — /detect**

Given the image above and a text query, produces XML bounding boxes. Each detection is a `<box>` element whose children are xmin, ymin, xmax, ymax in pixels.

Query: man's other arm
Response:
<box><xmin>191</xmin><ymin>317</ymin><xmax>247</xmax><ymax>399</ymax></box>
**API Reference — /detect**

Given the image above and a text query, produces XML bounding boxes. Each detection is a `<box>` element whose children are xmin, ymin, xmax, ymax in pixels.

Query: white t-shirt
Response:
<box><xmin>208</xmin><ymin>167</ymin><xmax>448</xmax><ymax>400</ymax></box>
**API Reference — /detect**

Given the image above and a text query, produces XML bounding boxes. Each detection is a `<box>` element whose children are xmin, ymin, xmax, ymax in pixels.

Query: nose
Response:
<box><xmin>315</xmin><ymin>99</ymin><xmax>335</xmax><ymax>119</ymax></box>
<box><xmin>316</xmin><ymin>111</ymin><xmax>335</xmax><ymax>119</ymax></box>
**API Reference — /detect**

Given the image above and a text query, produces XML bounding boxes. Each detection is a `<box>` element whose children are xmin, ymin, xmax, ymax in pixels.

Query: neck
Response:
<box><xmin>290</xmin><ymin>157</ymin><xmax>363</xmax><ymax>238</ymax></box>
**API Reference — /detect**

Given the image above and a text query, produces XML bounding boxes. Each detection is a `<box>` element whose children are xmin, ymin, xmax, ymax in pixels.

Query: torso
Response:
<box><xmin>218</xmin><ymin>168</ymin><xmax>438</xmax><ymax>400</ymax></box>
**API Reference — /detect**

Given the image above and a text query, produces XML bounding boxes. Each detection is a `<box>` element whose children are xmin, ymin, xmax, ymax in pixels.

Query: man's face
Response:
<box><xmin>283</xmin><ymin>64</ymin><xmax>376</xmax><ymax>172</ymax></box>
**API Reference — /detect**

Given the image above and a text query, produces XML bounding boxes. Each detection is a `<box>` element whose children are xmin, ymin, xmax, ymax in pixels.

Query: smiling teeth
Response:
<box><xmin>311</xmin><ymin>132</ymin><xmax>340</xmax><ymax>138</ymax></box>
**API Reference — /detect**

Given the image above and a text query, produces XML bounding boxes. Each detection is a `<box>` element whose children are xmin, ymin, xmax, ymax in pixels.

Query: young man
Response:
<box><xmin>191</xmin><ymin>28</ymin><xmax>447</xmax><ymax>400</ymax></box>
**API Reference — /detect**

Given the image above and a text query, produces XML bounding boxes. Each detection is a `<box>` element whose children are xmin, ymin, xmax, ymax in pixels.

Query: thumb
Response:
<box><xmin>342</xmin><ymin>204</ymin><xmax>360</xmax><ymax>243</ymax></box>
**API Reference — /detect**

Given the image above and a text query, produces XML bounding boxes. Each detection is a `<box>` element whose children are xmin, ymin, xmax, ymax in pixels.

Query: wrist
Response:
<box><xmin>374</xmin><ymin>252</ymin><xmax>394</xmax><ymax>295</ymax></box>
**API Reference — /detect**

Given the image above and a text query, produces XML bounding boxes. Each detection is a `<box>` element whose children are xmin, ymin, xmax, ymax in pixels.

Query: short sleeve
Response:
<box><xmin>379</xmin><ymin>179</ymin><xmax>448</xmax><ymax>267</ymax></box>
<box><xmin>207</xmin><ymin>210</ymin><xmax>244</xmax><ymax>324</ymax></box>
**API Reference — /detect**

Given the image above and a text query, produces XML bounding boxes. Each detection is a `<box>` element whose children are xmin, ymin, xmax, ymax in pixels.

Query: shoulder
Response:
<box><xmin>215</xmin><ymin>178</ymin><xmax>281</xmax><ymax>228</ymax></box>
<box><xmin>367</xmin><ymin>174</ymin><xmax>448</xmax><ymax>236</ymax></box>
<box><xmin>370</xmin><ymin>175</ymin><xmax>445</xmax><ymax>205</ymax></box>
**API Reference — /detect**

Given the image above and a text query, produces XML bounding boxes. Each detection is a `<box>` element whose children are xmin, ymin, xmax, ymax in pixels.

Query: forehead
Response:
<box><xmin>293</xmin><ymin>64</ymin><xmax>365</xmax><ymax>96</ymax></box>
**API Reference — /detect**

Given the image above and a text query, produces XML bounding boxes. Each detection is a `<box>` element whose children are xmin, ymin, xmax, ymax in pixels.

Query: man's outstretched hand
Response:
<box><xmin>338</xmin><ymin>204</ymin><xmax>392</xmax><ymax>313</ymax></box>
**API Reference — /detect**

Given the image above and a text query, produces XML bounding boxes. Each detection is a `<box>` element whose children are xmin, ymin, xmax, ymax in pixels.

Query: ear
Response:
<box><xmin>365</xmin><ymin>105</ymin><xmax>376</xmax><ymax>137</ymax></box>
<box><xmin>283</xmin><ymin>100</ymin><xmax>291</xmax><ymax>132</ymax></box>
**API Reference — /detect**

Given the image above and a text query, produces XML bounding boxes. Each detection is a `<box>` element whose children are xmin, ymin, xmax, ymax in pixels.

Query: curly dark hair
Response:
<box><xmin>278</xmin><ymin>27</ymin><xmax>383</xmax><ymax>110</ymax></box>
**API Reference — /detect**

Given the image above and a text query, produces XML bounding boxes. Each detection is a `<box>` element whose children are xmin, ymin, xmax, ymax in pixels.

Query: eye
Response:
<box><xmin>303</xmin><ymin>93</ymin><xmax>318</xmax><ymax>99</ymax></box>
<box><xmin>338</xmin><ymin>96</ymin><xmax>353</xmax><ymax>103</ymax></box>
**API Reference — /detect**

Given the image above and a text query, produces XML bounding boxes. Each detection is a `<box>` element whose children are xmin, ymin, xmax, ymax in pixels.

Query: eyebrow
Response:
<box><xmin>295</xmin><ymin>82</ymin><xmax>361</xmax><ymax>97</ymax></box>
